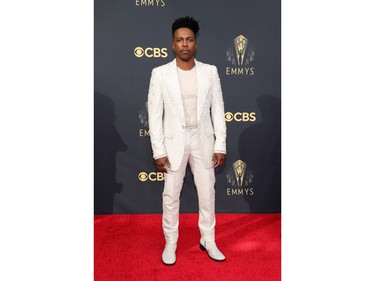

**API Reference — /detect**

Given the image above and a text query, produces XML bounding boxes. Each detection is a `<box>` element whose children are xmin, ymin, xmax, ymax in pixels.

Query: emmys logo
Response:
<box><xmin>226</xmin><ymin>160</ymin><xmax>254</xmax><ymax>196</ymax></box>
<box><xmin>225</xmin><ymin>112</ymin><xmax>256</xmax><ymax>122</ymax></box>
<box><xmin>138</xmin><ymin>171</ymin><xmax>164</xmax><ymax>182</ymax></box>
<box><xmin>139</xmin><ymin>102</ymin><xmax>150</xmax><ymax>137</ymax></box>
<box><xmin>134</xmin><ymin>47</ymin><xmax>168</xmax><ymax>58</ymax></box>
<box><xmin>226</xmin><ymin>35</ymin><xmax>255</xmax><ymax>76</ymax></box>
<box><xmin>135</xmin><ymin>0</ymin><xmax>166</xmax><ymax>6</ymax></box>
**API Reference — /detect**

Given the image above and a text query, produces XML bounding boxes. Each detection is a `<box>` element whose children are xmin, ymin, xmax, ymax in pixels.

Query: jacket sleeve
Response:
<box><xmin>210</xmin><ymin>66</ymin><xmax>227</xmax><ymax>154</ymax></box>
<box><xmin>147</xmin><ymin>69</ymin><xmax>167</xmax><ymax>159</ymax></box>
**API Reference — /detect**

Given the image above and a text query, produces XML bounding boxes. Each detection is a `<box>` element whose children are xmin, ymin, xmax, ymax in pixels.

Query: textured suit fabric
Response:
<box><xmin>147</xmin><ymin>59</ymin><xmax>226</xmax><ymax>171</ymax></box>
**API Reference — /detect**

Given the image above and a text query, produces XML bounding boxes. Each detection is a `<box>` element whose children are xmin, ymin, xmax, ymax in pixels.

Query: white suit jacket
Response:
<box><xmin>147</xmin><ymin>59</ymin><xmax>226</xmax><ymax>171</ymax></box>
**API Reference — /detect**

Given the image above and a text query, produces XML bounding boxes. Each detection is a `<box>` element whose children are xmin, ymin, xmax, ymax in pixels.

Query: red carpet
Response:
<box><xmin>95</xmin><ymin>214</ymin><xmax>281</xmax><ymax>281</ymax></box>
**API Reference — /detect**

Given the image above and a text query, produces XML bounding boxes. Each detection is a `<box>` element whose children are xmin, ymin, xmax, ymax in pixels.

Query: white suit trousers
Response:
<box><xmin>162</xmin><ymin>128</ymin><xmax>216</xmax><ymax>243</ymax></box>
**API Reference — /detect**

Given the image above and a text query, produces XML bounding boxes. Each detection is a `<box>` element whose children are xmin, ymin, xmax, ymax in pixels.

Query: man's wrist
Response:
<box><xmin>154</xmin><ymin>154</ymin><xmax>167</xmax><ymax>160</ymax></box>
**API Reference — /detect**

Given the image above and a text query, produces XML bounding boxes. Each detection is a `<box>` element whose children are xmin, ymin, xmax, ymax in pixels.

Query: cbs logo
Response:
<box><xmin>134</xmin><ymin>47</ymin><xmax>168</xmax><ymax>58</ymax></box>
<box><xmin>138</xmin><ymin>172</ymin><xmax>164</xmax><ymax>182</ymax></box>
<box><xmin>225</xmin><ymin>112</ymin><xmax>256</xmax><ymax>122</ymax></box>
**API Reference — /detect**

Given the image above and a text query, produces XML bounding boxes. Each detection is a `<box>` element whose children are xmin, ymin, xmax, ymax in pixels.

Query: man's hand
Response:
<box><xmin>212</xmin><ymin>153</ymin><xmax>226</xmax><ymax>168</ymax></box>
<box><xmin>154</xmin><ymin>156</ymin><xmax>171</xmax><ymax>173</ymax></box>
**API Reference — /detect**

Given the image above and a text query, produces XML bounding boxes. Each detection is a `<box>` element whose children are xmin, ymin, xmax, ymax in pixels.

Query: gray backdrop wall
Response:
<box><xmin>94</xmin><ymin>0</ymin><xmax>281</xmax><ymax>214</ymax></box>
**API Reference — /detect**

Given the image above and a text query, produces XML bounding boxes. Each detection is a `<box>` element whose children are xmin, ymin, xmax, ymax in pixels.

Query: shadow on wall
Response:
<box><xmin>94</xmin><ymin>91</ymin><xmax>128</xmax><ymax>214</ymax></box>
<box><xmin>239</xmin><ymin>94</ymin><xmax>281</xmax><ymax>213</ymax></box>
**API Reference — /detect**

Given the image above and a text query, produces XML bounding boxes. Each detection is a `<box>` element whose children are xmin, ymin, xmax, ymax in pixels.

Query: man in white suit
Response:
<box><xmin>147</xmin><ymin>16</ymin><xmax>227</xmax><ymax>265</ymax></box>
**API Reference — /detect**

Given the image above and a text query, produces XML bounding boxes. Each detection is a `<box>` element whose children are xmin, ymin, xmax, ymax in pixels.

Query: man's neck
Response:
<box><xmin>176</xmin><ymin>59</ymin><xmax>195</xmax><ymax>71</ymax></box>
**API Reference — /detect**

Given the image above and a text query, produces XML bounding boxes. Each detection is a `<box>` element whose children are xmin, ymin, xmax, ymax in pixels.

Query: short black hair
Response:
<box><xmin>171</xmin><ymin>16</ymin><xmax>200</xmax><ymax>38</ymax></box>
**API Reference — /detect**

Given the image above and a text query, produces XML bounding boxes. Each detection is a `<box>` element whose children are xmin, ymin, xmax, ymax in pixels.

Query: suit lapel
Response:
<box><xmin>163</xmin><ymin>59</ymin><xmax>209</xmax><ymax>126</ymax></box>
<box><xmin>163</xmin><ymin>59</ymin><xmax>185</xmax><ymax>123</ymax></box>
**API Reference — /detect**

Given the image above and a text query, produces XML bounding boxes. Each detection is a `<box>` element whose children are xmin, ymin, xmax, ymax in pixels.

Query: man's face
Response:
<box><xmin>172</xmin><ymin>27</ymin><xmax>197</xmax><ymax>62</ymax></box>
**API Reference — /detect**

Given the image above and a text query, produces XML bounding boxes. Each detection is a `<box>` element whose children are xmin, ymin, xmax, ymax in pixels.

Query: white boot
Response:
<box><xmin>199</xmin><ymin>238</ymin><xmax>225</xmax><ymax>261</ymax></box>
<box><xmin>162</xmin><ymin>243</ymin><xmax>177</xmax><ymax>265</ymax></box>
